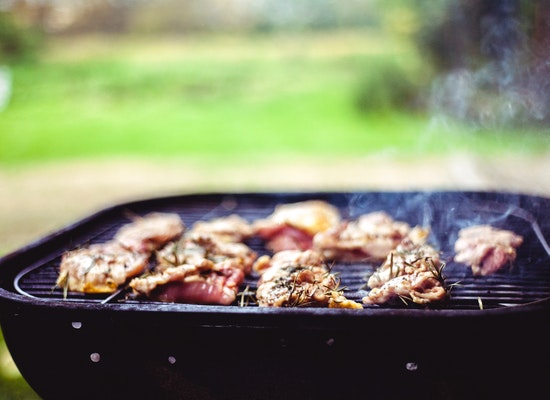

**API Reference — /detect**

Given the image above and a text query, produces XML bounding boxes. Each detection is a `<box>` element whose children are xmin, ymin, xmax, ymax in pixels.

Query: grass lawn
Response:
<box><xmin>1</xmin><ymin>30</ymin><xmax>548</xmax><ymax>167</ymax></box>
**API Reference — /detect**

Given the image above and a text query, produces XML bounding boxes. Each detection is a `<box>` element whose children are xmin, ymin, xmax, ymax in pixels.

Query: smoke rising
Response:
<box><xmin>427</xmin><ymin>0</ymin><xmax>549</xmax><ymax>130</ymax></box>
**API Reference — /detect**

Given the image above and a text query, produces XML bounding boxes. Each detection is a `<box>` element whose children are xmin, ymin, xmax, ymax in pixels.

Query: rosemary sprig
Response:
<box><xmin>285</xmin><ymin>263</ymin><xmax>345</xmax><ymax>307</ymax></box>
<box><xmin>425</xmin><ymin>258</ymin><xmax>462</xmax><ymax>294</ymax></box>
<box><xmin>238</xmin><ymin>285</ymin><xmax>256</xmax><ymax>307</ymax></box>
<box><xmin>398</xmin><ymin>294</ymin><xmax>413</xmax><ymax>305</ymax></box>
<box><xmin>54</xmin><ymin>272</ymin><xmax>70</xmax><ymax>300</ymax></box>
<box><xmin>83</xmin><ymin>255</ymin><xmax>100</xmax><ymax>276</ymax></box>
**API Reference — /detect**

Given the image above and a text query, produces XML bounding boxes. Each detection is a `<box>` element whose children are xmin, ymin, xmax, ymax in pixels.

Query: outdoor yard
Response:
<box><xmin>1</xmin><ymin>2</ymin><xmax>549</xmax><ymax>397</ymax></box>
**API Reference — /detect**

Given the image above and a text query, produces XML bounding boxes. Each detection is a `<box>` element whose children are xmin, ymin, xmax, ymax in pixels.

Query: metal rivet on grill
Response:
<box><xmin>71</xmin><ymin>322</ymin><xmax>82</xmax><ymax>330</ymax></box>
<box><xmin>405</xmin><ymin>362</ymin><xmax>418</xmax><ymax>372</ymax></box>
<box><xmin>168</xmin><ymin>356</ymin><xmax>176</xmax><ymax>365</ymax></box>
<box><xmin>90</xmin><ymin>353</ymin><xmax>101</xmax><ymax>363</ymax></box>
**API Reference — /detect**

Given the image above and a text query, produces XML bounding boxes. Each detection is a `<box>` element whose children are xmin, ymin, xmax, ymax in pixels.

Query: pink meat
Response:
<box><xmin>151</xmin><ymin>272</ymin><xmax>242</xmax><ymax>305</ymax></box>
<box><xmin>454</xmin><ymin>225</ymin><xmax>523</xmax><ymax>276</ymax></box>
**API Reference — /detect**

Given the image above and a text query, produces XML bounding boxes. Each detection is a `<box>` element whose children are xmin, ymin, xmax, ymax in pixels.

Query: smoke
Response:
<box><xmin>427</xmin><ymin>0</ymin><xmax>549</xmax><ymax>130</ymax></box>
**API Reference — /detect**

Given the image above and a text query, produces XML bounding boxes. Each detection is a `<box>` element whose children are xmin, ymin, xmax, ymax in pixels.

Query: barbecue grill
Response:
<box><xmin>0</xmin><ymin>191</ymin><xmax>548</xmax><ymax>400</ymax></box>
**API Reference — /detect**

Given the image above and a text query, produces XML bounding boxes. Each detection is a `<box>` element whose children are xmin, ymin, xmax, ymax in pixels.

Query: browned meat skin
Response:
<box><xmin>156</xmin><ymin>232</ymin><xmax>257</xmax><ymax>275</ymax></box>
<box><xmin>130</xmin><ymin>231</ymin><xmax>257</xmax><ymax>305</ymax></box>
<box><xmin>114</xmin><ymin>212</ymin><xmax>185</xmax><ymax>253</ymax></box>
<box><xmin>363</xmin><ymin>271</ymin><xmax>447</xmax><ymax>305</ymax></box>
<box><xmin>191</xmin><ymin>214</ymin><xmax>253</xmax><ymax>243</ymax></box>
<box><xmin>56</xmin><ymin>212</ymin><xmax>183</xmax><ymax>294</ymax></box>
<box><xmin>367</xmin><ymin>238</ymin><xmax>441</xmax><ymax>289</ymax></box>
<box><xmin>454</xmin><ymin>225</ymin><xmax>523</xmax><ymax>276</ymax></box>
<box><xmin>363</xmin><ymin>240</ymin><xmax>447</xmax><ymax>306</ymax></box>
<box><xmin>313</xmin><ymin>211</ymin><xmax>430</xmax><ymax>262</ymax></box>
<box><xmin>253</xmin><ymin>249</ymin><xmax>325</xmax><ymax>282</ymax></box>
<box><xmin>253</xmin><ymin>200</ymin><xmax>341</xmax><ymax>252</ymax></box>
<box><xmin>129</xmin><ymin>257</ymin><xmax>245</xmax><ymax>305</ymax></box>
<box><xmin>156</xmin><ymin>237</ymin><xmax>207</xmax><ymax>268</ymax></box>
<box><xmin>56</xmin><ymin>242</ymin><xmax>150</xmax><ymax>293</ymax></box>
<box><xmin>253</xmin><ymin>250</ymin><xmax>363</xmax><ymax>309</ymax></box>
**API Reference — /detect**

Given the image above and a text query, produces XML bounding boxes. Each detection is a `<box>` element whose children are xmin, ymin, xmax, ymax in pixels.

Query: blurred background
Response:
<box><xmin>0</xmin><ymin>0</ymin><xmax>549</xmax><ymax>398</ymax></box>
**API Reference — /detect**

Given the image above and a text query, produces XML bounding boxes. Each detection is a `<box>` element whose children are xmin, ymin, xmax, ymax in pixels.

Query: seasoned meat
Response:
<box><xmin>190</xmin><ymin>214</ymin><xmax>254</xmax><ymax>243</ymax></box>
<box><xmin>253</xmin><ymin>200</ymin><xmax>341</xmax><ymax>252</ymax></box>
<box><xmin>363</xmin><ymin>240</ymin><xmax>447</xmax><ymax>306</ymax></box>
<box><xmin>253</xmin><ymin>249</ymin><xmax>362</xmax><ymax>309</ymax></box>
<box><xmin>366</xmin><ymin>238</ymin><xmax>441</xmax><ymax>289</ymax></box>
<box><xmin>129</xmin><ymin>258</ymin><xmax>245</xmax><ymax>305</ymax></box>
<box><xmin>130</xmin><ymin>232</ymin><xmax>257</xmax><ymax>305</ymax></box>
<box><xmin>56</xmin><ymin>242</ymin><xmax>149</xmax><ymax>294</ymax></box>
<box><xmin>56</xmin><ymin>213</ymin><xmax>183</xmax><ymax>294</ymax></box>
<box><xmin>313</xmin><ymin>211</ymin><xmax>429</xmax><ymax>262</ymax></box>
<box><xmin>114</xmin><ymin>212</ymin><xmax>185</xmax><ymax>253</ymax></box>
<box><xmin>454</xmin><ymin>225</ymin><xmax>523</xmax><ymax>276</ymax></box>
<box><xmin>156</xmin><ymin>232</ymin><xmax>257</xmax><ymax>275</ymax></box>
<box><xmin>253</xmin><ymin>248</ymin><xmax>325</xmax><ymax>278</ymax></box>
<box><xmin>156</xmin><ymin>237</ymin><xmax>207</xmax><ymax>268</ymax></box>
<box><xmin>363</xmin><ymin>270</ymin><xmax>447</xmax><ymax>306</ymax></box>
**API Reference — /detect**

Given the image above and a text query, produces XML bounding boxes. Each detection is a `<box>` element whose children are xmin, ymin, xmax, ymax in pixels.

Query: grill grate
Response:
<box><xmin>10</xmin><ymin>191</ymin><xmax>550</xmax><ymax>311</ymax></box>
<box><xmin>14</xmin><ymin>255</ymin><xmax>550</xmax><ymax>310</ymax></box>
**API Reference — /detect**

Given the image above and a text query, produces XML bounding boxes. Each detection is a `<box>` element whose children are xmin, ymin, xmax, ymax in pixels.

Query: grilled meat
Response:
<box><xmin>366</xmin><ymin>238</ymin><xmax>441</xmax><ymax>289</ymax></box>
<box><xmin>114</xmin><ymin>212</ymin><xmax>185</xmax><ymax>253</ymax></box>
<box><xmin>129</xmin><ymin>232</ymin><xmax>257</xmax><ymax>305</ymax></box>
<box><xmin>129</xmin><ymin>257</ymin><xmax>245</xmax><ymax>305</ymax></box>
<box><xmin>253</xmin><ymin>200</ymin><xmax>341</xmax><ymax>252</ymax></box>
<box><xmin>157</xmin><ymin>232</ymin><xmax>257</xmax><ymax>275</ymax></box>
<box><xmin>191</xmin><ymin>214</ymin><xmax>253</xmax><ymax>243</ymax></box>
<box><xmin>253</xmin><ymin>249</ymin><xmax>362</xmax><ymax>309</ymax></box>
<box><xmin>56</xmin><ymin>242</ymin><xmax>150</xmax><ymax>294</ymax></box>
<box><xmin>56</xmin><ymin>212</ymin><xmax>184</xmax><ymax>294</ymax></box>
<box><xmin>454</xmin><ymin>225</ymin><xmax>523</xmax><ymax>276</ymax></box>
<box><xmin>363</xmin><ymin>239</ymin><xmax>447</xmax><ymax>306</ymax></box>
<box><xmin>363</xmin><ymin>270</ymin><xmax>447</xmax><ymax>306</ymax></box>
<box><xmin>313</xmin><ymin>211</ymin><xmax>429</xmax><ymax>262</ymax></box>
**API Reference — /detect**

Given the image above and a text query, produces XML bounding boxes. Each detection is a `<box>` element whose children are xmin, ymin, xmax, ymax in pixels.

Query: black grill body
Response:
<box><xmin>0</xmin><ymin>191</ymin><xmax>549</xmax><ymax>399</ymax></box>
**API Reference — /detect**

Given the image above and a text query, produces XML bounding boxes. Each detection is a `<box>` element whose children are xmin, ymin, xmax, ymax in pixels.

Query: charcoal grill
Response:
<box><xmin>0</xmin><ymin>191</ymin><xmax>549</xmax><ymax>400</ymax></box>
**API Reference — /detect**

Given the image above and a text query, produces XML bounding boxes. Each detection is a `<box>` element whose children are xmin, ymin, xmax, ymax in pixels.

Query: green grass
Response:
<box><xmin>1</xmin><ymin>31</ymin><xmax>548</xmax><ymax>167</ymax></box>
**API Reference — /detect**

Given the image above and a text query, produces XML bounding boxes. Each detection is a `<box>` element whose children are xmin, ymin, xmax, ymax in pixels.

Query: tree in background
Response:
<box><xmin>0</xmin><ymin>10</ymin><xmax>41</xmax><ymax>63</ymax></box>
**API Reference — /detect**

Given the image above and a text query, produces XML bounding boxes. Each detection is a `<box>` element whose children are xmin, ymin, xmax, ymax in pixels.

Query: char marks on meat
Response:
<box><xmin>363</xmin><ymin>239</ymin><xmax>448</xmax><ymax>306</ymax></box>
<box><xmin>454</xmin><ymin>225</ymin><xmax>523</xmax><ymax>276</ymax></box>
<box><xmin>253</xmin><ymin>200</ymin><xmax>341</xmax><ymax>252</ymax></box>
<box><xmin>313</xmin><ymin>211</ymin><xmax>430</xmax><ymax>262</ymax></box>
<box><xmin>253</xmin><ymin>249</ymin><xmax>363</xmax><ymax>309</ymax></box>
